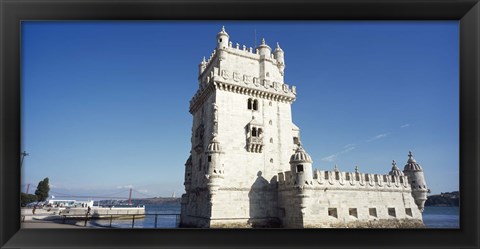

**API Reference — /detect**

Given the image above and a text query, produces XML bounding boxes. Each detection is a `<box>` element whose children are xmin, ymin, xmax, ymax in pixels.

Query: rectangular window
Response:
<box><xmin>328</xmin><ymin>208</ymin><xmax>338</xmax><ymax>218</ymax></box>
<box><xmin>335</xmin><ymin>172</ymin><xmax>339</xmax><ymax>180</ymax></box>
<box><xmin>405</xmin><ymin>208</ymin><xmax>413</xmax><ymax>217</ymax></box>
<box><xmin>293</xmin><ymin>137</ymin><xmax>299</xmax><ymax>145</ymax></box>
<box><xmin>296</xmin><ymin>164</ymin><xmax>304</xmax><ymax>173</ymax></box>
<box><xmin>388</xmin><ymin>208</ymin><xmax>396</xmax><ymax>217</ymax></box>
<box><xmin>349</xmin><ymin>208</ymin><xmax>358</xmax><ymax>218</ymax></box>
<box><xmin>208</xmin><ymin>156</ymin><xmax>212</xmax><ymax>162</ymax></box>
<box><xmin>369</xmin><ymin>208</ymin><xmax>377</xmax><ymax>217</ymax></box>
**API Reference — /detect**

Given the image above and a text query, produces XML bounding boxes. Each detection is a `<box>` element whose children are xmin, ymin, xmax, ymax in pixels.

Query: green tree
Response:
<box><xmin>34</xmin><ymin>177</ymin><xmax>50</xmax><ymax>202</ymax></box>
<box><xmin>20</xmin><ymin>192</ymin><xmax>37</xmax><ymax>206</ymax></box>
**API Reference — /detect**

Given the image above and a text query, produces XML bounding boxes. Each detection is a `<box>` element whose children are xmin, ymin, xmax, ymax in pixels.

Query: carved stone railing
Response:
<box><xmin>247</xmin><ymin>137</ymin><xmax>263</xmax><ymax>153</ymax></box>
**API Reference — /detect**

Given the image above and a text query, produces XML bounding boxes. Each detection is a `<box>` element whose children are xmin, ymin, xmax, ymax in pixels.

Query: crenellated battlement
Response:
<box><xmin>278</xmin><ymin>169</ymin><xmax>411</xmax><ymax>191</ymax></box>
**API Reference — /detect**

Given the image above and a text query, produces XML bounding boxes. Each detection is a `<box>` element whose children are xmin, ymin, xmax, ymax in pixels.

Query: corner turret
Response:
<box><xmin>256</xmin><ymin>38</ymin><xmax>272</xmax><ymax>57</ymax></box>
<box><xmin>205</xmin><ymin>134</ymin><xmax>224</xmax><ymax>195</ymax></box>
<box><xmin>403</xmin><ymin>151</ymin><xmax>428</xmax><ymax>212</ymax></box>
<box><xmin>198</xmin><ymin>57</ymin><xmax>207</xmax><ymax>77</ymax></box>
<box><xmin>273</xmin><ymin>42</ymin><xmax>285</xmax><ymax>75</ymax></box>
<box><xmin>184</xmin><ymin>155</ymin><xmax>192</xmax><ymax>191</ymax></box>
<box><xmin>216</xmin><ymin>26</ymin><xmax>229</xmax><ymax>50</ymax></box>
<box><xmin>289</xmin><ymin>144</ymin><xmax>313</xmax><ymax>187</ymax></box>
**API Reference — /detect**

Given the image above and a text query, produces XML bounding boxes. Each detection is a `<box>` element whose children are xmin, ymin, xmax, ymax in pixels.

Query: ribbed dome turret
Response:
<box><xmin>290</xmin><ymin>144</ymin><xmax>312</xmax><ymax>163</ymax></box>
<box><xmin>404</xmin><ymin>151</ymin><xmax>423</xmax><ymax>171</ymax></box>
<box><xmin>389</xmin><ymin>160</ymin><xmax>404</xmax><ymax>176</ymax></box>
<box><xmin>207</xmin><ymin>135</ymin><xmax>221</xmax><ymax>152</ymax></box>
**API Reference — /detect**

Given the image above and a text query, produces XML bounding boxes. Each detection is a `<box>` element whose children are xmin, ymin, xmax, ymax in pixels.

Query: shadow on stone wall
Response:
<box><xmin>248</xmin><ymin>171</ymin><xmax>280</xmax><ymax>228</ymax></box>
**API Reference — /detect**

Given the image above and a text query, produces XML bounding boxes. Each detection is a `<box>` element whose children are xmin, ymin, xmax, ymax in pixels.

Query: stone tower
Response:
<box><xmin>180</xmin><ymin>27</ymin><xmax>298</xmax><ymax>227</ymax></box>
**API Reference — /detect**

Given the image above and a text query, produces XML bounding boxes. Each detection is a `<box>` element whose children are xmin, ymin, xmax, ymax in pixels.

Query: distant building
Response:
<box><xmin>180</xmin><ymin>27</ymin><xmax>428</xmax><ymax>228</ymax></box>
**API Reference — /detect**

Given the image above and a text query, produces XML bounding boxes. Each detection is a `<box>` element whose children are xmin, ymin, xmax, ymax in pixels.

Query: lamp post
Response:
<box><xmin>20</xmin><ymin>151</ymin><xmax>29</xmax><ymax>168</ymax></box>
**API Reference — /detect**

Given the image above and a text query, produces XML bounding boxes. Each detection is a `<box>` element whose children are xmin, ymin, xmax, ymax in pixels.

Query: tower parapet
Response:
<box><xmin>190</xmin><ymin>27</ymin><xmax>296</xmax><ymax>114</ymax></box>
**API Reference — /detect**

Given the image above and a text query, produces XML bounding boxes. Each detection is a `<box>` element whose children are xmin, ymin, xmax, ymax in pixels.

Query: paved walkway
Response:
<box><xmin>21</xmin><ymin>221</ymin><xmax>89</xmax><ymax>229</ymax></box>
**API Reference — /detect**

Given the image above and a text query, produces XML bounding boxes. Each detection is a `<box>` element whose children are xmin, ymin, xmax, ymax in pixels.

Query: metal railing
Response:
<box><xmin>75</xmin><ymin>213</ymin><xmax>181</xmax><ymax>228</ymax></box>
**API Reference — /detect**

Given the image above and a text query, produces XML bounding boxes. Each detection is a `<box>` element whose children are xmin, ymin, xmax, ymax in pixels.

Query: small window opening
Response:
<box><xmin>365</xmin><ymin>175</ymin><xmax>370</xmax><ymax>181</ymax></box>
<box><xmin>335</xmin><ymin>172</ymin><xmax>339</xmax><ymax>180</ymax></box>
<box><xmin>208</xmin><ymin>156</ymin><xmax>212</xmax><ymax>162</ymax></box>
<box><xmin>270</xmin><ymin>158</ymin><xmax>273</xmax><ymax>163</ymax></box>
<box><xmin>388</xmin><ymin>208</ymin><xmax>396</xmax><ymax>217</ymax></box>
<box><xmin>269</xmin><ymin>101</ymin><xmax>272</xmax><ymax>106</ymax></box>
<box><xmin>270</xmin><ymin>138</ymin><xmax>273</xmax><ymax>143</ymax></box>
<box><xmin>345</xmin><ymin>174</ymin><xmax>350</xmax><ymax>180</ymax></box>
<box><xmin>252</xmin><ymin>127</ymin><xmax>257</xmax><ymax>137</ymax></box>
<box><xmin>247</xmin><ymin>98</ymin><xmax>252</xmax><ymax>110</ymax></box>
<box><xmin>293</xmin><ymin>137</ymin><xmax>299</xmax><ymax>145</ymax></box>
<box><xmin>269</xmin><ymin>120</ymin><xmax>272</xmax><ymax>125</ymax></box>
<box><xmin>369</xmin><ymin>208</ymin><xmax>377</xmax><ymax>217</ymax></box>
<box><xmin>391</xmin><ymin>175</ymin><xmax>395</xmax><ymax>182</ymax></box>
<box><xmin>219</xmin><ymin>38</ymin><xmax>222</xmax><ymax>42</ymax></box>
<box><xmin>328</xmin><ymin>208</ymin><xmax>338</xmax><ymax>218</ymax></box>
<box><xmin>400</xmin><ymin>177</ymin><xmax>404</xmax><ymax>183</ymax></box>
<box><xmin>405</xmin><ymin>208</ymin><xmax>413</xmax><ymax>217</ymax></box>
<box><xmin>266</xmin><ymin>72</ymin><xmax>270</xmax><ymax>77</ymax></box>
<box><xmin>324</xmin><ymin>171</ymin><xmax>329</xmax><ymax>180</ymax></box>
<box><xmin>296</xmin><ymin>164</ymin><xmax>304</xmax><ymax>173</ymax></box>
<box><xmin>253</xmin><ymin>99</ymin><xmax>258</xmax><ymax>111</ymax></box>
<box><xmin>349</xmin><ymin>208</ymin><xmax>358</xmax><ymax>218</ymax></box>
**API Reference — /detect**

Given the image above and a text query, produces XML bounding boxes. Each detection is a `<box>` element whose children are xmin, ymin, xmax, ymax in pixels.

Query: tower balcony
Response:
<box><xmin>247</xmin><ymin>137</ymin><xmax>264</xmax><ymax>153</ymax></box>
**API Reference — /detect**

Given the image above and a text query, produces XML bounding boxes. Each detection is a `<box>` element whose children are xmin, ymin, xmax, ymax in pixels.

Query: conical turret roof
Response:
<box><xmin>207</xmin><ymin>135</ymin><xmax>221</xmax><ymax>152</ymax></box>
<box><xmin>389</xmin><ymin>160</ymin><xmax>404</xmax><ymax>176</ymax></box>
<box><xmin>217</xmin><ymin>26</ymin><xmax>229</xmax><ymax>38</ymax></box>
<box><xmin>290</xmin><ymin>144</ymin><xmax>312</xmax><ymax>163</ymax></box>
<box><xmin>404</xmin><ymin>151</ymin><xmax>423</xmax><ymax>171</ymax></box>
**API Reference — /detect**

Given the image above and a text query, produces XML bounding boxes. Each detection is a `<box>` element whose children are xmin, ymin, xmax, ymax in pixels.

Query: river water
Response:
<box><xmin>87</xmin><ymin>204</ymin><xmax>459</xmax><ymax>229</ymax></box>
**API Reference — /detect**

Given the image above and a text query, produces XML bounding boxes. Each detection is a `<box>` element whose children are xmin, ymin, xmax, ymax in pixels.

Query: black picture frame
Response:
<box><xmin>1</xmin><ymin>0</ymin><xmax>478</xmax><ymax>248</ymax></box>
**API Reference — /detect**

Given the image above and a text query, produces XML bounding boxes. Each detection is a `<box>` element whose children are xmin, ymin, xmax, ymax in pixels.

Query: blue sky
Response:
<box><xmin>21</xmin><ymin>21</ymin><xmax>458</xmax><ymax>199</ymax></box>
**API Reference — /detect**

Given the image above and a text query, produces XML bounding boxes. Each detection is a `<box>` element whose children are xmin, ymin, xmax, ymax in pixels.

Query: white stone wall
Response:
<box><xmin>277</xmin><ymin>170</ymin><xmax>423</xmax><ymax>228</ymax></box>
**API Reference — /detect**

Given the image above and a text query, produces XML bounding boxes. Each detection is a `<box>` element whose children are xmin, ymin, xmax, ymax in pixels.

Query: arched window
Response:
<box><xmin>270</xmin><ymin>138</ymin><xmax>273</xmax><ymax>143</ymax></box>
<box><xmin>247</xmin><ymin>98</ymin><xmax>252</xmax><ymax>110</ymax></box>
<box><xmin>258</xmin><ymin>128</ymin><xmax>263</xmax><ymax>137</ymax></box>
<box><xmin>269</xmin><ymin>120</ymin><xmax>272</xmax><ymax>125</ymax></box>
<box><xmin>253</xmin><ymin>99</ymin><xmax>258</xmax><ymax>111</ymax></box>
<box><xmin>252</xmin><ymin>127</ymin><xmax>257</xmax><ymax>137</ymax></box>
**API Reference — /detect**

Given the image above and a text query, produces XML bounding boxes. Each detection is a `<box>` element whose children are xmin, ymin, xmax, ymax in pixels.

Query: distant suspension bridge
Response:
<box><xmin>22</xmin><ymin>185</ymin><xmax>172</xmax><ymax>204</ymax></box>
